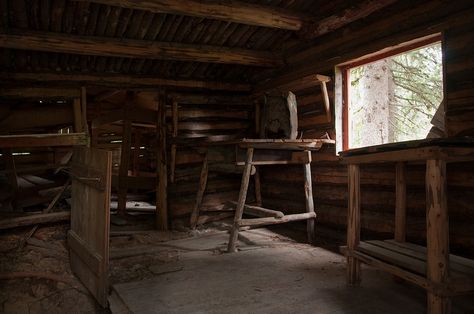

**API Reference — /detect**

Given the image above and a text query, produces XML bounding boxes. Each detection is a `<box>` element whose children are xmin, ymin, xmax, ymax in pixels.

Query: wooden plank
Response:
<box><xmin>70</xmin><ymin>147</ymin><xmax>111</xmax><ymax>307</ymax></box>
<box><xmin>395</xmin><ymin>162</ymin><xmax>406</xmax><ymax>242</ymax></box>
<box><xmin>254</xmin><ymin>74</ymin><xmax>330</xmax><ymax>95</ymax></box>
<box><xmin>302</xmin><ymin>0</ymin><xmax>397</xmax><ymax>39</ymax></box>
<box><xmin>238</xmin><ymin>212</ymin><xmax>316</xmax><ymax>227</ymax></box>
<box><xmin>170</xmin><ymin>99</ymin><xmax>178</xmax><ymax>184</ymax></box>
<box><xmin>303</xmin><ymin>161</ymin><xmax>316</xmax><ymax>244</ymax></box>
<box><xmin>117</xmin><ymin>96</ymin><xmax>133</xmax><ymax>216</ymax></box>
<box><xmin>236</xmin><ymin>150</ymin><xmax>312</xmax><ymax>165</ymax></box>
<box><xmin>228</xmin><ymin>201</ymin><xmax>284</xmax><ymax>218</ymax></box>
<box><xmin>190</xmin><ymin>153</ymin><xmax>209</xmax><ymax>229</ymax></box>
<box><xmin>426</xmin><ymin>159</ymin><xmax>451</xmax><ymax>313</ymax></box>
<box><xmin>347</xmin><ymin>164</ymin><xmax>361</xmax><ymax>285</ymax></box>
<box><xmin>0</xmin><ymin>87</ymin><xmax>81</xmax><ymax>98</ymax></box>
<box><xmin>67</xmin><ymin>230</ymin><xmax>102</xmax><ymax>275</ymax></box>
<box><xmin>0</xmin><ymin>211</ymin><xmax>70</xmax><ymax>230</ymax></box>
<box><xmin>228</xmin><ymin>148</ymin><xmax>254</xmax><ymax>253</ymax></box>
<box><xmin>0</xmin><ymin>133</ymin><xmax>88</xmax><ymax>148</ymax></box>
<box><xmin>0</xmin><ymin>30</ymin><xmax>282</xmax><ymax>67</ymax></box>
<box><xmin>0</xmin><ymin>72</ymin><xmax>251</xmax><ymax>92</ymax></box>
<box><xmin>156</xmin><ymin>92</ymin><xmax>168</xmax><ymax>230</ymax></box>
<box><xmin>71</xmin><ymin>0</ymin><xmax>304</xmax><ymax>30</ymax></box>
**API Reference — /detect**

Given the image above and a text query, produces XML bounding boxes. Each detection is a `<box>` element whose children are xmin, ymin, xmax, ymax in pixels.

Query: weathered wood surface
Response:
<box><xmin>71</xmin><ymin>0</ymin><xmax>305</xmax><ymax>30</ymax></box>
<box><xmin>0</xmin><ymin>87</ymin><xmax>80</xmax><ymax>98</ymax></box>
<box><xmin>0</xmin><ymin>72</ymin><xmax>251</xmax><ymax>91</ymax></box>
<box><xmin>347</xmin><ymin>164</ymin><xmax>361</xmax><ymax>286</ymax></box>
<box><xmin>395</xmin><ymin>162</ymin><xmax>406</xmax><ymax>242</ymax></box>
<box><xmin>0</xmin><ymin>31</ymin><xmax>282</xmax><ymax>67</ymax></box>
<box><xmin>190</xmin><ymin>153</ymin><xmax>209</xmax><ymax>229</ymax></box>
<box><xmin>0</xmin><ymin>133</ymin><xmax>88</xmax><ymax>148</ymax></box>
<box><xmin>238</xmin><ymin>212</ymin><xmax>316</xmax><ymax>227</ymax></box>
<box><xmin>156</xmin><ymin>92</ymin><xmax>168</xmax><ymax>230</ymax></box>
<box><xmin>69</xmin><ymin>147</ymin><xmax>111</xmax><ymax>307</ymax></box>
<box><xmin>0</xmin><ymin>211</ymin><xmax>70</xmax><ymax>230</ymax></box>
<box><xmin>228</xmin><ymin>201</ymin><xmax>284</xmax><ymax>218</ymax></box>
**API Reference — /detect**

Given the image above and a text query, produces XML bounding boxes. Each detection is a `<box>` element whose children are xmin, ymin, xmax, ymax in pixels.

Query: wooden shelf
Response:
<box><xmin>341</xmin><ymin>239</ymin><xmax>474</xmax><ymax>296</ymax></box>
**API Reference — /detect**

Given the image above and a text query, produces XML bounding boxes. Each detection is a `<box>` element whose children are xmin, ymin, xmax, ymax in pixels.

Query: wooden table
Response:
<box><xmin>340</xmin><ymin>138</ymin><xmax>474</xmax><ymax>314</ymax></box>
<box><xmin>226</xmin><ymin>138</ymin><xmax>334</xmax><ymax>253</ymax></box>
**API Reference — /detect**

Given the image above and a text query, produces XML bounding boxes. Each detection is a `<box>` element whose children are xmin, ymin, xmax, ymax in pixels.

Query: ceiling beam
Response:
<box><xmin>0</xmin><ymin>72</ymin><xmax>251</xmax><ymax>92</ymax></box>
<box><xmin>71</xmin><ymin>0</ymin><xmax>304</xmax><ymax>30</ymax></box>
<box><xmin>301</xmin><ymin>0</ymin><xmax>397</xmax><ymax>39</ymax></box>
<box><xmin>0</xmin><ymin>30</ymin><xmax>282</xmax><ymax>67</ymax></box>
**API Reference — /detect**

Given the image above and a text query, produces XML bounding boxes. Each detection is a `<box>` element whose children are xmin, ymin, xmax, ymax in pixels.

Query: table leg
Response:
<box><xmin>426</xmin><ymin>159</ymin><xmax>450</xmax><ymax>314</ymax></box>
<box><xmin>303</xmin><ymin>162</ymin><xmax>316</xmax><ymax>244</ymax></box>
<box><xmin>347</xmin><ymin>164</ymin><xmax>361</xmax><ymax>286</ymax></box>
<box><xmin>395</xmin><ymin>162</ymin><xmax>407</xmax><ymax>242</ymax></box>
<box><xmin>227</xmin><ymin>148</ymin><xmax>254</xmax><ymax>253</ymax></box>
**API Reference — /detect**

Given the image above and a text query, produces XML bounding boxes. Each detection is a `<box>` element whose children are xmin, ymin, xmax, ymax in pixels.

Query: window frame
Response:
<box><xmin>337</xmin><ymin>33</ymin><xmax>443</xmax><ymax>151</ymax></box>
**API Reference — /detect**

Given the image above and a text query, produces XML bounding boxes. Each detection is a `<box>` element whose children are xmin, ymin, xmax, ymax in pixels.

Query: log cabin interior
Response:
<box><xmin>0</xmin><ymin>0</ymin><xmax>473</xmax><ymax>313</ymax></box>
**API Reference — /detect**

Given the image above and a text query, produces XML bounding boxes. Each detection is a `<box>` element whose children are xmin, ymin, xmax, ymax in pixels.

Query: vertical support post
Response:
<box><xmin>302</xmin><ymin>153</ymin><xmax>315</xmax><ymax>244</ymax></box>
<box><xmin>190</xmin><ymin>152</ymin><xmax>209</xmax><ymax>229</ymax></box>
<box><xmin>426</xmin><ymin>159</ymin><xmax>450</xmax><ymax>314</ymax></box>
<box><xmin>347</xmin><ymin>164</ymin><xmax>361</xmax><ymax>286</ymax></box>
<box><xmin>4</xmin><ymin>149</ymin><xmax>19</xmax><ymax>211</ymax></box>
<box><xmin>227</xmin><ymin>147</ymin><xmax>254</xmax><ymax>253</ymax></box>
<box><xmin>117</xmin><ymin>92</ymin><xmax>133</xmax><ymax>217</ymax></box>
<box><xmin>73</xmin><ymin>98</ymin><xmax>83</xmax><ymax>133</ymax></box>
<box><xmin>81</xmin><ymin>86</ymin><xmax>89</xmax><ymax>137</ymax></box>
<box><xmin>156</xmin><ymin>91</ymin><xmax>168</xmax><ymax>230</ymax></box>
<box><xmin>254</xmin><ymin>99</ymin><xmax>261</xmax><ymax>136</ymax></box>
<box><xmin>254</xmin><ymin>167</ymin><xmax>262</xmax><ymax>207</ymax></box>
<box><xmin>132</xmin><ymin>130</ymin><xmax>141</xmax><ymax>177</ymax></box>
<box><xmin>395</xmin><ymin>162</ymin><xmax>407</xmax><ymax>242</ymax></box>
<box><xmin>170</xmin><ymin>99</ymin><xmax>178</xmax><ymax>183</ymax></box>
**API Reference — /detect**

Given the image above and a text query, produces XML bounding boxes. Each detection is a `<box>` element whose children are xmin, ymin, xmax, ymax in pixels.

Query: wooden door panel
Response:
<box><xmin>68</xmin><ymin>147</ymin><xmax>112</xmax><ymax>307</ymax></box>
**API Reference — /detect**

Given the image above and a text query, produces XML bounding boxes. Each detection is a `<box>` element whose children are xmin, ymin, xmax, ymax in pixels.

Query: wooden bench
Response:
<box><xmin>340</xmin><ymin>138</ymin><xmax>474</xmax><ymax>314</ymax></box>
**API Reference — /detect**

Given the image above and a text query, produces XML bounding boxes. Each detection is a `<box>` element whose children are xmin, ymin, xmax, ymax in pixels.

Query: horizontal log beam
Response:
<box><xmin>0</xmin><ymin>133</ymin><xmax>88</xmax><ymax>148</ymax></box>
<box><xmin>0</xmin><ymin>87</ymin><xmax>81</xmax><ymax>98</ymax></box>
<box><xmin>0</xmin><ymin>72</ymin><xmax>251</xmax><ymax>91</ymax></box>
<box><xmin>238</xmin><ymin>212</ymin><xmax>316</xmax><ymax>227</ymax></box>
<box><xmin>0</xmin><ymin>211</ymin><xmax>70</xmax><ymax>230</ymax></box>
<box><xmin>71</xmin><ymin>0</ymin><xmax>304</xmax><ymax>30</ymax></box>
<box><xmin>0</xmin><ymin>30</ymin><xmax>281</xmax><ymax>67</ymax></box>
<box><xmin>229</xmin><ymin>201</ymin><xmax>284</xmax><ymax>218</ymax></box>
<box><xmin>301</xmin><ymin>0</ymin><xmax>397</xmax><ymax>39</ymax></box>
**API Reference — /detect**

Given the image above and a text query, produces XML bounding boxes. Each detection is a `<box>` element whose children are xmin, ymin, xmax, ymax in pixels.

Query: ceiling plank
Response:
<box><xmin>301</xmin><ymin>0</ymin><xmax>397</xmax><ymax>39</ymax></box>
<box><xmin>71</xmin><ymin>0</ymin><xmax>304</xmax><ymax>30</ymax></box>
<box><xmin>0</xmin><ymin>72</ymin><xmax>251</xmax><ymax>92</ymax></box>
<box><xmin>0</xmin><ymin>30</ymin><xmax>282</xmax><ymax>67</ymax></box>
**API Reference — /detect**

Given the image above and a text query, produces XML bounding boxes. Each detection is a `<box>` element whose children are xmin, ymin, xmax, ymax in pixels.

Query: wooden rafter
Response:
<box><xmin>71</xmin><ymin>0</ymin><xmax>305</xmax><ymax>30</ymax></box>
<box><xmin>0</xmin><ymin>87</ymin><xmax>81</xmax><ymax>98</ymax></box>
<box><xmin>301</xmin><ymin>0</ymin><xmax>397</xmax><ymax>39</ymax></box>
<box><xmin>0</xmin><ymin>72</ymin><xmax>251</xmax><ymax>92</ymax></box>
<box><xmin>0</xmin><ymin>31</ymin><xmax>282</xmax><ymax>67</ymax></box>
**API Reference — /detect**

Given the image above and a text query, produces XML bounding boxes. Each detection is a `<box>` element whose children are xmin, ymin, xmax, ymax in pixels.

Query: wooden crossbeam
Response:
<box><xmin>301</xmin><ymin>0</ymin><xmax>397</xmax><ymax>39</ymax></box>
<box><xmin>0</xmin><ymin>72</ymin><xmax>251</xmax><ymax>91</ymax></box>
<box><xmin>0</xmin><ymin>31</ymin><xmax>282</xmax><ymax>67</ymax></box>
<box><xmin>0</xmin><ymin>133</ymin><xmax>88</xmax><ymax>148</ymax></box>
<box><xmin>71</xmin><ymin>0</ymin><xmax>305</xmax><ymax>30</ymax></box>
<box><xmin>0</xmin><ymin>87</ymin><xmax>81</xmax><ymax>98</ymax></box>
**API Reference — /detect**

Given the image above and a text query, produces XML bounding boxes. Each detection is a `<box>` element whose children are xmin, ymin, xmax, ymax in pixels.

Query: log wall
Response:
<box><xmin>259</xmin><ymin>4</ymin><xmax>474</xmax><ymax>256</ymax></box>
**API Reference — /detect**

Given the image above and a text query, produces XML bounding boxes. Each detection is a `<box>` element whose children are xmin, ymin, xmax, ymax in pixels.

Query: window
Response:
<box><xmin>337</xmin><ymin>35</ymin><xmax>444</xmax><ymax>151</ymax></box>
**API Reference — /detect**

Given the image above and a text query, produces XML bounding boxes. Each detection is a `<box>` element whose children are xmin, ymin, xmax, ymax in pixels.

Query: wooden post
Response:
<box><xmin>170</xmin><ymin>99</ymin><xmax>178</xmax><ymax>183</ymax></box>
<box><xmin>156</xmin><ymin>91</ymin><xmax>168</xmax><ymax>230</ymax></box>
<box><xmin>320</xmin><ymin>81</ymin><xmax>331</xmax><ymax>122</ymax></box>
<box><xmin>4</xmin><ymin>149</ymin><xmax>19</xmax><ymax>211</ymax></box>
<box><xmin>395</xmin><ymin>162</ymin><xmax>407</xmax><ymax>242</ymax></box>
<box><xmin>190</xmin><ymin>152</ymin><xmax>209</xmax><ymax>229</ymax></box>
<box><xmin>303</xmin><ymin>157</ymin><xmax>316</xmax><ymax>244</ymax></box>
<box><xmin>132</xmin><ymin>130</ymin><xmax>141</xmax><ymax>177</ymax></box>
<box><xmin>255</xmin><ymin>99</ymin><xmax>261</xmax><ymax>136</ymax></box>
<box><xmin>227</xmin><ymin>148</ymin><xmax>254</xmax><ymax>253</ymax></box>
<box><xmin>73</xmin><ymin>98</ymin><xmax>83</xmax><ymax>133</ymax></box>
<box><xmin>81</xmin><ymin>86</ymin><xmax>89</xmax><ymax>136</ymax></box>
<box><xmin>117</xmin><ymin>93</ymin><xmax>133</xmax><ymax>217</ymax></box>
<box><xmin>347</xmin><ymin>164</ymin><xmax>361</xmax><ymax>286</ymax></box>
<box><xmin>426</xmin><ymin>159</ymin><xmax>450</xmax><ymax>314</ymax></box>
<box><xmin>254</xmin><ymin>167</ymin><xmax>262</xmax><ymax>207</ymax></box>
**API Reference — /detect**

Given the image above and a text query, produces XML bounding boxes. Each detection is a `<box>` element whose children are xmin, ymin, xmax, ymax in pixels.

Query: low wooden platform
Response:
<box><xmin>341</xmin><ymin>240</ymin><xmax>474</xmax><ymax>296</ymax></box>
